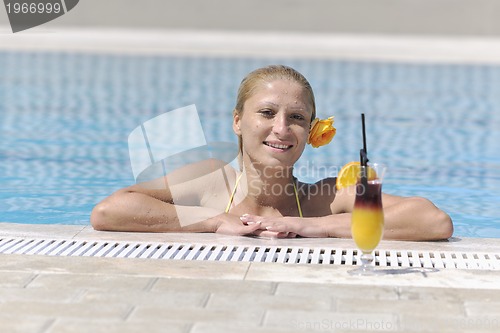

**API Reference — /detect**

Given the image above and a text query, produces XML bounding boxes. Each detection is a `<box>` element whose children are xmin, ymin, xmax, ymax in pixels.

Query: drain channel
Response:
<box><xmin>1</xmin><ymin>237</ymin><xmax>498</xmax><ymax>270</ymax></box>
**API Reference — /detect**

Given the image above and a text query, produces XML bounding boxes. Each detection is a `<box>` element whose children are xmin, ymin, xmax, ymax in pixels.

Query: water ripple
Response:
<box><xmin>1</xmin><ymin>51</ymin><xmax>499</xmax><ymax>237</ymax></box>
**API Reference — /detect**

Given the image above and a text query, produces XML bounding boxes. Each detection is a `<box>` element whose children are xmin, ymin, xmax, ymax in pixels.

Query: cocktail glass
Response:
<box><xmin>348</xmin><ymin>163</ymin><xmax>386</xmax><ymax>276</ymax></box>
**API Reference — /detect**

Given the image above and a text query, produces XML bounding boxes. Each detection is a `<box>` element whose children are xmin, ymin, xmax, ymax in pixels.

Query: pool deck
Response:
<box><xmin>2</xmin><ymin>28</ymin><xmax>500</xmax><ymax>64</ymax></box>
<box><xmin>1</xmin><ymin>222</ymin><xmax>499</xmax><ymax>333</ymax></box>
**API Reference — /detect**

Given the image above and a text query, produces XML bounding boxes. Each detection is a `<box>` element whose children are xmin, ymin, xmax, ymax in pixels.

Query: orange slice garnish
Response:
<box><xmin>336</xmin><ymin>161</ymin><xmax>377</xmax><ymax>190</ymax></box>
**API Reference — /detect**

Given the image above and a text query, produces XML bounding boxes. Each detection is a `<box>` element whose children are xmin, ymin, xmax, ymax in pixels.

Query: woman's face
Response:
<box><xmin>233</xmin><ymin>79</ymin><xmax>313</xmax><ymax>170</ymax></box>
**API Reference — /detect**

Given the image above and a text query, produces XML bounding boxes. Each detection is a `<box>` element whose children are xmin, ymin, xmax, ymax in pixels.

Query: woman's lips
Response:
<box><xmin>263</xmin><ymin>141</ymin><xmax>293</xmax><ymax>151</ymax></box>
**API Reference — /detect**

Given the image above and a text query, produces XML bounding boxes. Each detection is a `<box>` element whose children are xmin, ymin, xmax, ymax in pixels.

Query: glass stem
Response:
<box><xmin>360</xmin><ymin>252</ymin><xmax>374</xmax><ymax>271</ymax></box>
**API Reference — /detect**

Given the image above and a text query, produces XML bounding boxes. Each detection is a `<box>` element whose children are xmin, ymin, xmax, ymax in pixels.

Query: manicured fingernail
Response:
<box><xmin>240</xmin><ymin>215</ymin><xmax>249</xmax><ymax>221</ymax></box>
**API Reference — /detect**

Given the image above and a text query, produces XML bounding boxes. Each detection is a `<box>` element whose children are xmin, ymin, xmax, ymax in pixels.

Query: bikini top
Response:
<box><xmin>224</xmin><ymin>173</ymin><xmax>303</xmax><ymax>218</ymax></box>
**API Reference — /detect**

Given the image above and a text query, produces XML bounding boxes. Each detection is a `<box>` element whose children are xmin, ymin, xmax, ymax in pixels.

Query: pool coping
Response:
<box><xmin>2</xmin><ymin>222</ymin><xmax>500</xmax><ymax>253</ymax></box>
<box><xmin>2</xmin><ymin>27</ymin><xmax>500</xmax><ymax>64</ymax></box>
<box><xmin>1</xmin><ymin>221</ymin><xmax>499</xmax><ymax>289</ymax></box>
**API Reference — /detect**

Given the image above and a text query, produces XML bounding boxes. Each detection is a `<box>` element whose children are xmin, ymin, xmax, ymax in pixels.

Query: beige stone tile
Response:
<box><xmin>245</xmin><ymin>262</ymin><xmax>402</xmax><ymax>286</ymax></box>
<box><xmin>0</xmin><ymin>286</ymin><xmax>81</xmax><ymax>303</ymax></box>
<box><xmin>129</xmin><ymin>306</ymin><xmax>264</xmax><ymax>327</ymax></box>
<box><xmin>448</xmin><ymin>316</ymin><xmax>500</xmax><ymax>332</ymax></box>
<box><xmin>245</xmin><ymin>262</ymin><xmax>351</xmax><ymax>284</ymax></box>
<box><xmin>0</xmin><ymin>301</ymin><xmax>131</xmax><ymax>320</ymax></box>
<box><xmin>424</xmin><ymin>237</ymin><xmax>500</xmax><ymax>253</ymax></box>
<box><xmin>397</xmin><ymin>286</ymin><xmax>500</xmax><ymax>302</ymax></box>
<box><xmin>152</xmin><ymin>277</ymin><xmax>275</xmax><ymax>295</ymax></box>
<box><xmin>207</xmin><ymin>292</ymin><xmax>332</xmax><ymax>311</ymax></box>
<box><xmin>396</xmin><ymin>286</ymin><xmax>463</xmax><ymax>301</ymax></box>
<box><xmin>0</xmin><ymin>314</ymin><xmax>53</xmax><ymax>333</ymax></box>
<box><xmin>264</xmin><ymin>309</ymin><xmax>399</xmax><ymax>331</ymax></box>
<box><xmin>376</xmin><ymin>237</ymin><xmax>500</xmax><ymax>253</ymax></box>
<box><xmin>191</xmin><ymin>322</ymin><xmax>314</xmax><ymax>333</ymax></box>
<box><xmin>276</xmin><ymin>282</ymin><xmax>399</xmax><ymax>300</ymax></box>
<box><xmin>0</xmin><ymin>271</ymin><xmax>35</xmax><ymax>288</ymax></box>
<box><xmin>443</xmin><ymin>270</ymin><xmax>500</xmax><ymax>290</ymax></box>
<box><xmin>48</xmin><ymin>318</ymin><xmax>190</xmax><ymax>333</ymax></box>
<box><xmin>454</xmin><ymin>288</ymin><xmax>500</xmax><ymax>302</ymax></box>
<box><xmin>336</xmin><ymin>298</ymin><xmax>464</xmax><ymax>316</ymax></box>
<box><xmin>80</xmin><ymin>289</ymin><xmax>209</xmax><ymax>308</ymax></box>
<box><xmin>0</xmin><ymin>254</ymin><xmax>249</xmax><ymax>280</ymax></box>
<box><xmin>465</xmin><ymin>300</ymin><xmax>500</xmax><ymax>316</ymax></box>
<box><xmin>27</xmin><ymin>273</ymin><xmax>154</xmax><ymax>291</ymax></box>
<box><xmin>246</xmin><ymin>262</ymin><xmax>500</xmax><ymax>289</ymax></box>
<box><xmin>74</xmin><ymin>228</ymin><xmax>225</xmax><ymax>243</ymax></box>
<box><xmin>0</xmin><ymin>222</ymin><xmax>84</xmax><ymax>239</ymax></box>
<box><xmin>400</xmin><ymin>313</ymin><xmax>497</xmax><ymax>332</ymax></box>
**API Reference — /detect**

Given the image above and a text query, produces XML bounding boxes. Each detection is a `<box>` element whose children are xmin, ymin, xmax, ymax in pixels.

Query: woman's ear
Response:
<box><xmin>233</xmin><ymin>110</ymin><xmax>242</xmax><ymax>135</ymax></box>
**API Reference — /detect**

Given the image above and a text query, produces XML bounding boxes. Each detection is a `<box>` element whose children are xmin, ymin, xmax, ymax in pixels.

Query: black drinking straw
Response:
<box><xmin>361</xmin><ymin>113</ymin><xmax>368</xmax><ymax>166</ymax></box>
<box><xmin>360</xmin><ymin>114</ymin><xmax>368</xmax><ymax>186</ymax></box>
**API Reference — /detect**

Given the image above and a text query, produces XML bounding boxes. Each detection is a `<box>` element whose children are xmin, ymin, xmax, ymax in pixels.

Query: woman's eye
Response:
<box><xmin>291</xmin><ymin>114</ymin><xmax>306</xmax><ymax>121</ymax></box>
<box><xmin>259</xmin><ymin>109</ymin><xmax>274</xmax><ymax>117</ymax></box>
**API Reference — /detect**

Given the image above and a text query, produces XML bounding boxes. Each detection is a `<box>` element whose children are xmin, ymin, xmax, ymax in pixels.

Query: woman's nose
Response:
<box><xmin>272</xmin><ymin>113</ymin><xmax>290</xmax><ymax>135</ymax></box>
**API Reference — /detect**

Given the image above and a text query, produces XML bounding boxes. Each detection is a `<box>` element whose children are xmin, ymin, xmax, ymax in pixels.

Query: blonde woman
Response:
<box><xmin>91</xmin><ymin>65</ymin><xmax>453</xmax><ymax>240</ymax></box>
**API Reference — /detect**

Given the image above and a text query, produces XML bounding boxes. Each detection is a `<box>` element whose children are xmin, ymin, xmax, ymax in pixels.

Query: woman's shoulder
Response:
<box><xmin>298</xmin><ymin>177</ymin><xmax>337</xmax><ymax>195</ymax></box>
<box><xmin>297</xmin><ymin>177</ymin><xmax>337</xmax><ymax>216</ymax></box>
<box><xmin>168</xmin><ymin>158</ymin><xmax>237</xmax><ymax>183</ymax></box>
<box><xmin>297</xmin><ymin>177</ymin><xmax>337</xmax><ymax>202</ymax></box>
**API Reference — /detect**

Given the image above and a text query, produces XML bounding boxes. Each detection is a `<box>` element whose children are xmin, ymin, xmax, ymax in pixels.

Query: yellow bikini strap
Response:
<box><xmin>225</xmin><ymin>173</ymin><xmax>243</xmax><ymax>213</ymax></box>
<box><xmin>293</xmin><ymin>181</ymin><xmax>303</xmax><ymax>218</ymax></box>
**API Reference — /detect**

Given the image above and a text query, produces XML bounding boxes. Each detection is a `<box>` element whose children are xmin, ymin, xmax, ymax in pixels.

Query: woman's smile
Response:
<box><xmin>263</xmin><ymin>140</ymin><xmax>294</xmax><ymax>152</ymax></box>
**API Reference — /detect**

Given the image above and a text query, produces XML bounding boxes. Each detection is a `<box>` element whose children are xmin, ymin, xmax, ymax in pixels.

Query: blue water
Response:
<box><xmin>1</xmin><ymin>51</ymin><xmax>499</xmax><ymax>238</ymax></box>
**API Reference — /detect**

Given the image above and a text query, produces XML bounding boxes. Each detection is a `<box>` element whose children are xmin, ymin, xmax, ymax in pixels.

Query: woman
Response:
<box><xmin>91</xmin><ymin>65</ymin><xmax>453</xmax><ymax>240</ymax></box>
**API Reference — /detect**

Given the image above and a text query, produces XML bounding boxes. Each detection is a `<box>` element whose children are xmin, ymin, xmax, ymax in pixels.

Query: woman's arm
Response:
<box><xmin>377</xmin><ymin>194</ymin><xmax>453</xmax><ymax>240</ymax></box>
<box><xmin>90</xmin><ymin>186</ymin><xmax>271</xmax><ymax>235</ymax></box>
<box><xmin>90</xmin><ymin>187</ymin><xmax>265</xmax><ymax>235</ymax></box>
<box><xmin>90</xmin><ymin>186</ymin><xmax>216</xmax><ymax>232</ymax></box>
<box><xmin>90</xmin><ymin>159</ymin><xmax>265</xmax><ymax>235</ymax></box>
<box><xmin>247</xmin><ymin>187</ymin><xmax>453</xmax><ymax>240</ymax></box>
<box><xmin>331</xmin><ymin>187</ymin><xmax>453</xmax><ymax>240</ymax></box>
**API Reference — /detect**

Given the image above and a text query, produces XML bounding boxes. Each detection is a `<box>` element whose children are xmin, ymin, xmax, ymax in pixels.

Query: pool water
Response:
<box><xmin>1</xmin><ymin>51</ymin><xmax>499</xmax><ymax>238</ymax></box>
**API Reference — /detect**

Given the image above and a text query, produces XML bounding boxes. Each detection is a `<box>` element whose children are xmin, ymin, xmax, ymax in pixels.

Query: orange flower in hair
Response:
<box><xmin>307</xmin><ymin>116</ymin><xmax>336</xmax><ymax>148</ymax></box>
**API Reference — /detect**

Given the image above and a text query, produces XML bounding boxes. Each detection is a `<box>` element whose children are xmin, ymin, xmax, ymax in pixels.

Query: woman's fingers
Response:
<box><xmin>241</xmin><ymin>215</ymin><xmax>287</xmax><ymax>230</ymax></box>
<box><xmin>240</xmin><ymin>213</ymin><xmax>260</xmax><ymax>224</ymax></box>
<box><xmin>252</xmin><ymin>229</ymin><xmax>288</xmax><ymax>239</ymax></box>
<box><xmin>239</xmin><ymin>215</ymin><xmax>299</xmax><ymax>237</ymax></box>
<box><xmin>242</xmin><ymin>221</ymin><xmax>264</xmax><ymax>234</ymax></box>
<box><xmin>264</xmin><ymin>224</ymin><xmax>287</xmax><ymax>233</ymax></box>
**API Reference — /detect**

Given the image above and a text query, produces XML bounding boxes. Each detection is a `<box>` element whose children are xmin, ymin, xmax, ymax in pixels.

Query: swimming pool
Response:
<box><xmin>1</xmin><ymin>50</ymin><xmax>499</xmax><ymax>238</ymax></box>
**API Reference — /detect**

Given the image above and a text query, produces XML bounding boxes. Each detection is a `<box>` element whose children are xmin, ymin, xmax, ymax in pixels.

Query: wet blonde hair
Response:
<box><xmin>233</xmin><ymin>65</ymin><xmax>316</xmax><ymax>164</ymax></box>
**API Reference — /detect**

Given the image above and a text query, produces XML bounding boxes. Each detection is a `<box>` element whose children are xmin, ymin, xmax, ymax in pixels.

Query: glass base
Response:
<box><xmin>348</xmin><ymin>251</ymin><xmax>380</xmax><ymax>276</ymax></box>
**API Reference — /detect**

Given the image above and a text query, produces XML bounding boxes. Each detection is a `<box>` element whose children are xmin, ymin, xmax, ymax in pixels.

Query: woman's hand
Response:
<box><xmin>214</xmin><ymin>214</ymin><xmax>294</xmax><ymax>238</ymax></box>
<box><xmin>212</xmin><ymin>213</ymin><xmax>261</xmax><ymax>236</ymax></box>
<box><xmin>212</xmin><ymin>213</ymin><xmax>275</xmax><ymax>237</ymax></box>
<box><xmin>240</xmin><ymin>214</ymin><xmax>330</xmax><ymax>238</ymax></box>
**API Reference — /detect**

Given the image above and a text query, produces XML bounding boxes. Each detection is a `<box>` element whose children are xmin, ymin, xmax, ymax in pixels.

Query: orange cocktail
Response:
<box><xmin>348</xmin><ymin>163</ymin><xmax>386</xmax><ymax>276</ymax></box>
<box><xmin>351</xmin><ymin>181</ymin><xmax>384</xmax><ymax>252</ymax></box>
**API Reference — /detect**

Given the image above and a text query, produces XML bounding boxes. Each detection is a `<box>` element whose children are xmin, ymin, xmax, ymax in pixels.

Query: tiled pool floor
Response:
<box><xmin>1</xmin><ymin>222</ymin><xmax>499</xmax><ymax>333</ymax></box>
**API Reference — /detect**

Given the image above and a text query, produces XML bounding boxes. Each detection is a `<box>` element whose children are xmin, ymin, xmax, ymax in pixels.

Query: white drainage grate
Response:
<box><xmin>1</xmin><ymin>237</ymin><xmax>499</xmax><ymax>270</ymax></box>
